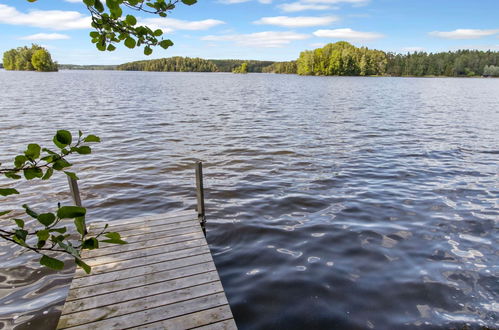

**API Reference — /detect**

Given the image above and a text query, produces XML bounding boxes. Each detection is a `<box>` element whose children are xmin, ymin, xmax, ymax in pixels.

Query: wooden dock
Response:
<box><xmin>57</xmin><ymin>163</ymin><xmax>237</xmax><ymax>329</ymax></box>
<box><xmin>57</xmin><ymin>210</ymin><xmax>236</xmax><ymax>329</ymax></box>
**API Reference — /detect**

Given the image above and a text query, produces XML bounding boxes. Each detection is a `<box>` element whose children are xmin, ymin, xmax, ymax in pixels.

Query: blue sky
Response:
<box><xmin>1</xmin><ymin>0</ymin><xmax>499</xmax><ymax>64</ymax></box>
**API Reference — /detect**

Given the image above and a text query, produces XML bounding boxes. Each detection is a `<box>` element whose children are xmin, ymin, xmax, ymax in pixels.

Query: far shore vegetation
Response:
<box><xmin>2</xmin><ymin>41</ymin><xmax>499</xmax><ymax>78</ymax></box>
<box><xmin>2</xmin><ymin>44</ymin><xmax>58</xmax><ymax>72</ymax></box>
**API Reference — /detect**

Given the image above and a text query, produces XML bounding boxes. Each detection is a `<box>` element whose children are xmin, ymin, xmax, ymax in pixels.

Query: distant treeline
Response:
<box><xmin>117</xmin><ymin>56</ymin><xmax>274</xmax><ymax>72</ymax></box>
<box><xmin>58</xmin><ymin>64</ymin><xmax>117</xmax><ymax>70</ymax></box>
<box><xmin>263</xmin><ymin>41</ymin><xmax>499</xmax><ymax>77</ymax></box>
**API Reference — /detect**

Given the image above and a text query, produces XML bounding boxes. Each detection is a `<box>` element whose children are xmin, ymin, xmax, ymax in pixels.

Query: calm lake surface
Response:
<box><xmin>0</xmin><ymin>71</ymin><xmax>498</xmax><ymax>329</ymax></box>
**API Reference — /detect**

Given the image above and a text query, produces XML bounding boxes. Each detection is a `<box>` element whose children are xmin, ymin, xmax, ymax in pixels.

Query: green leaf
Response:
<box><xmin>64</xmin><ymin>171</ymin><xmax>79</xmax><ymax>180</ymax></box>
<box><xmin>49</xmin><ymin>227</ymin><xmax>67</xmax><ymax>234</ymax></box>
<box><xmin>107</xmin><ymin>44</ymin><xmax>116</xmax><ymax>51</ymax></box>
<box><xmin>144</xmin><ymin>46</ymin><xmax>153</xmax><ymax>56</ymax></box>
<box><xmin>15</xmin><ymin>229</ymin><xmax>28</xmax><ymax>241</ymax></box>
<box><xmin>74</xmin><ymin>216</ymin><xmax>87</xmax><ymax>236</ymax></box>
<box><xmin>23</xmin><ymin>167</ymin><xmax>43</xmax><ymax>180</ymax></box>
<box><xmin>14</xmin><ymin>219</ymin><xmax>25</xmax><ymax>228</ymax></box>
<box><xmin>124</xmin><ymin>37</ymin><xmax>136</xmax><ymax>49</ymax></box>
<box><xmin>96</xmin><ymin>40</ymin><xmax>106</xmax><ymax>51</ymax></box>
<box><xmin>58</xmin><ymin>241</ymin><xmax>80</xmax><ymax>258</ymax></box>
<box><xmin>22</xmin><ymin>204</ymin><xmax>38</xmax><ymax>218</ymax></box>
<box><xmin>125</xmin><ymin>15</ymin><xmax>137</xmax><ymax>25</ymax></box>
<box><xmin>25</xmin><ymin>144</ymin><xmax>41</xmax><ymax>159</ymax></box>
<box><xmin>38</xmin><ymin>213</ymin><xmax>56</xmax><ymax>226</ymax></box>
<box><xmin>72</xmin><ymin>146</ymin><xmax>91</xmax><ymax>154</ymax></box>
<box><xmin>36</xmin><ymin>229</ymin><xmax>50</xmax><ymax>241</ymax></box>
<box><xmin>42</xmin><ymin>168</ymin><xmax>53</xmax><ymax>180</ymax></box>
<box><xmin>51</xmin><ymin>234</ymin><xmax>66</xmax><ymax>243</ymax></box>
<box><xmin>14</xmin><ymin>155</ymin><xmax>27</xmax><ymax>168</ymax></box>
<box><xmin>181</xmin><ymin>0</ymin><xmax>197</xmax><ymax>5</ymax></box>
<box><xmin>159</xmin><ymin>39</ymin><xmax>174</xmax><ymax>49</ymax></box>
<box><xmin>89</xmin><ymin>32</ymin><xmax>99</xmax><ymax>40</ymax></box>
<box><xmin>153</xmin><ymin>29</ymin><xmax>163</xmax><ymax>37</ymax></box>
<box><xmin>83</xmin><ymin>135</ymin><xmax>101</xmax><ymax>143</ymax></box>
<box><xmin>42</xmin><ymin>148</ymin><xmax>57</xmax><ymax>155</ymax></box>
<box><xmin>53</xmin><ymin>130</ymin><xmax>72</xmax><ymax>149</ymax></box>
<box><xmin>57</xmin><ymin>206</ymin><xmax>86</xmax><ymax>219</ymax></box>
<box><xmin>37</xmin><ymin>240</ymin><xmax>46</xmax><ymax>249</ymax></box>
<box><xmin>75</xmin><ymin>258</ymin><xmax>91</xmax><ymax>274</ymax></box>
<box><xmin>52</xmin><ymin>158</ymin><xmax>71</xmax><ymax>171</ymax></box>
<box><xmin>40</xmin><ymin>255</ymin><xmax>64</xmax><ymax>270</ymax></box>
<box><xmin>4</xmin><ymin>172</ymin><xmax>21</xmax><ymax>180</ymax></box>
<box><xmin>0</xmin><ymin>188</ymin><xmax>19</xmax><ymax>196</ymax></box>
<box><xmin>101</xmin><ymin>232</ymin><xmax>127</xmax><ymax>244</ymax></box>
<box><xmin>94</xmin><ymin>0</ymin><xmax>104</xmax><ymax>12</ymax></box>
<box><xmin>82</xmin><ymin>237</ymin><xmax>99</xmax><ymax>250</ymax></box>
<box><xmin>84</xmin><ymin>0</ymin><xmax>95</xmax><ymax>5</ymax></box>
<box><xmin>12</xmin><ymin>235</ymin><xmax>27</xmax><ymax>246</ymax></box>
<box><xmin>0</xmin><ymin>210</ymin><xmax>12</xmax><ymax>216</ymax></box>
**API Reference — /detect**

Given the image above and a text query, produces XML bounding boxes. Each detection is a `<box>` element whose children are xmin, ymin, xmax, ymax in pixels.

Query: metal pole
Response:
<box><xmin>195</xmin><ymin>161</ymin><xmax>206</xmax><ymax>235</ymax></box>
<box><xmin>67</xmin><ymin>176</ymin><xmax>82</xmax><ymax>207</ymax></box>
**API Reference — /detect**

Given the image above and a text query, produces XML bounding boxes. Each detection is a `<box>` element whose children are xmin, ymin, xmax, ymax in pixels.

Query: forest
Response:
<box><xmin>263</xmin><ymin>42</ymin><xmax>499</xmax><ymax>77</ymax></box>
<box><xmin>2</xmin><ymin>45</ymin><xmax>58</xmax><ymax>72</ymax></box>
<box><xmin>117</xmin><ymin>57</ymin><xmax>274</xmax><ymax>72</ymax></box>
<box><xmin>3</xmin><ymin>41</ymin><xmax>499</xmax><ymax>77</ymax></box>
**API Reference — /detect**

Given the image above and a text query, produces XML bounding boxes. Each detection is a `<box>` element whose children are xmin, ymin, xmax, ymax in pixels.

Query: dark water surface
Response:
<box><xmin>0</xmin><ymin>71</ymin><xmax>497</xmax><ymax>329</ymax></box>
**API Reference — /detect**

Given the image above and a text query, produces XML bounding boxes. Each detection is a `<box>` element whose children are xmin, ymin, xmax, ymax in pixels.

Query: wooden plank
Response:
<box><xmin>136</xmin><ymin>305</ymin><xmax>234</xmax><ymax>330</ymax></box>
<box><xmin>68</xmin><ymin>262</ymin><xmax>217</xmax><ymax>300</ymax></box>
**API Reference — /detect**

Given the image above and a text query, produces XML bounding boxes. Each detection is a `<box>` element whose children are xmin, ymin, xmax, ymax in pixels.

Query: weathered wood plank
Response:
<box><xmin>68</xmin><ymin>261</ymin><xmax>217</xmax><ymax>300</ymax></box>
<box><xmin>136</xmin><ymin>305</ymin><xmax>234</xmax><ymax>330</ymax></box>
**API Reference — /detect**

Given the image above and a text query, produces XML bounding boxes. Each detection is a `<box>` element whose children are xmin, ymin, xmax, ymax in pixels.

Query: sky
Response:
<box><xmin>1</xmin><ymin>0</ymin><xmax>499</xmax><ymax>65</ymax></box>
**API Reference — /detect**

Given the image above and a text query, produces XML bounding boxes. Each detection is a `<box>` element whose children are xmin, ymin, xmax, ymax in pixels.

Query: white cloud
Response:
<box><xmin>254</xmin><ymin>16</ymin><xmax>338</xmax><ymax>27</ymax></box>
<box><xmin>429</xmin><ymin>29</ymin><xmax>499</xmax><ymax>39</ymax></box>
<box><xmin>313</xmin><ymin>28</ymin><xmax>383</xmax><ymax>40</ymax></box>
<box><xmin>401</xmin><ymin>46</ymin><xmax>425</xmax><ymax>53</ymax></box>
<box><xmin>0</xmin><ymin>4</ymin><xmax>90</xmax><ymax>30</ymax></box>
<box><xmin>141</xmin><ymin>18</ymin><xmax>225</xmax><ymax>33</ymax></box>
<box><xmin>19</xmin><ymin>33</ymin><xmax>70</xmax><ymax>40</ymax></box>
<box><xmin>278</xmin><ymin>2</ymin><xmax>333</xmax><ymax>12</ymax></box>
<box><xmin>202</xmin><ymin>31</ymin><xmax>310</xmax><ymax>47</ymax></box>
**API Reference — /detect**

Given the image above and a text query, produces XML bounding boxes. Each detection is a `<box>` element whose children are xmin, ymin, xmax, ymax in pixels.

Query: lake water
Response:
<box><xmin>0</xmin><ymin>71</ymin><xmax>498</xmax><ymax>329</ymax></box>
